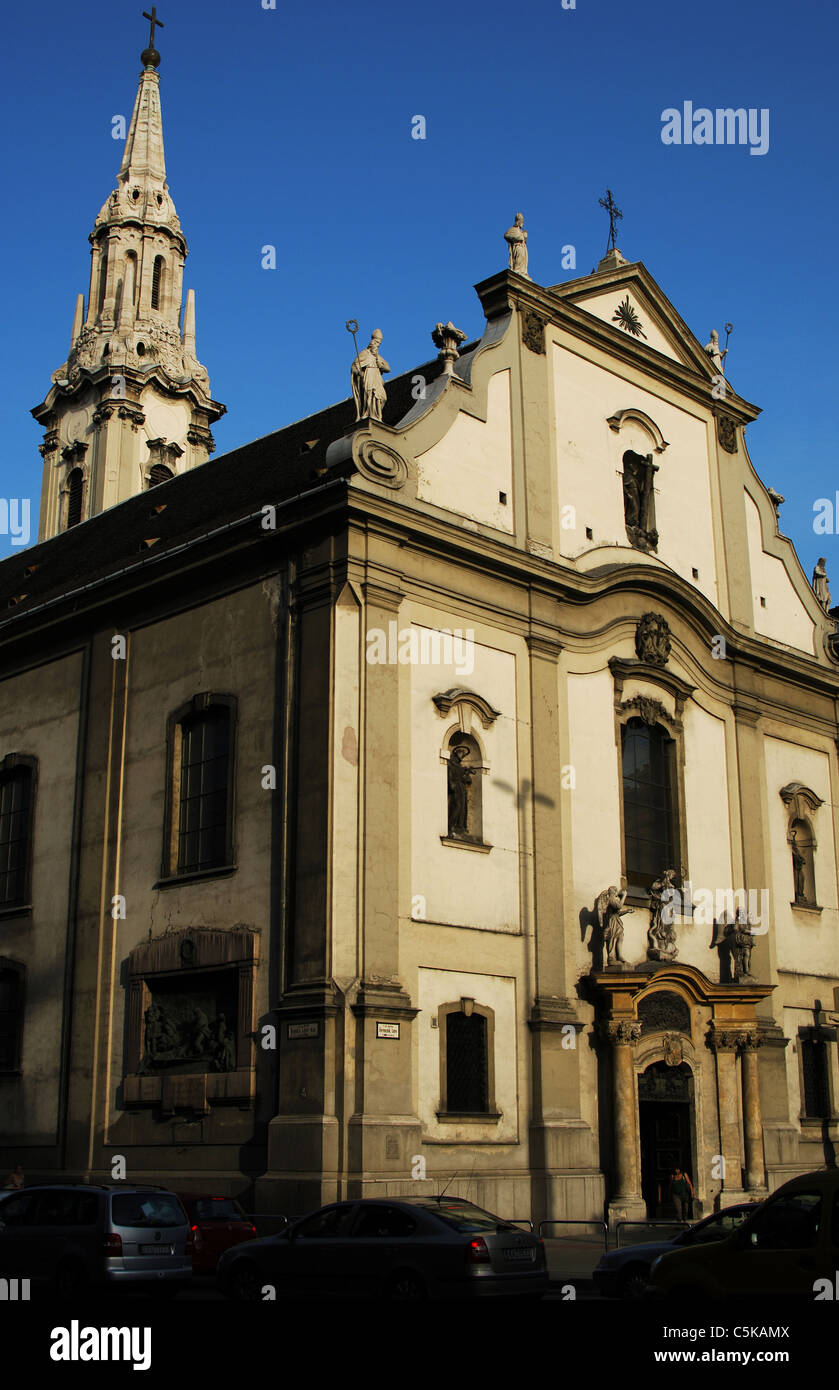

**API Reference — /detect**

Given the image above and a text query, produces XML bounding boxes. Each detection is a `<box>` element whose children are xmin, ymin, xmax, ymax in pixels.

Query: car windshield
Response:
<box><xmin>414</xmin><ymin>1200</ymin><xmax>517</xmax><ymax>1233</ymax></box>
<box><xmin>192</xmin><ymin>1199</ymin><xmax>246</xmax><ymax>1221</ymax></box>
<box><xmin>678</xmin><ymin>1208</ymin><xmax>751</xmax><ymax>1245</ymax></box>
<box><xmin>111</xmin><ymin>1193</ymin><xmax>186</xmax><ymax>1229</ymax></box>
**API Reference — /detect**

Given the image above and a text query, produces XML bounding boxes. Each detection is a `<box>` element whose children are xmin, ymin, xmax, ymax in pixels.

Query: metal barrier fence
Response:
<box><xmin>614</xmin><ymin>1219</ymin><xmax>691</xmax><ymax>1248</ymax></box>
<box><xmin>507</xmin><ymin>1218</ymin><xmax>534</xmax><ymax>1231</ymax></box>
<box><xmin>538</xmin><ymin>1219</ymin><xmax>609</xmax><ymax>1250</ymax></box>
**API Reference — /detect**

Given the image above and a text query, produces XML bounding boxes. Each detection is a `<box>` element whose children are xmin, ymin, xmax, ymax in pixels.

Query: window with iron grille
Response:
<box><xmin>622</xmin><ymin>717</ymin><xmax>677</xmax><ymax>894</ymax></box>
<box><xmin>0</xmin><ymin>961</ymin><xmax>24</xmax><ymax>1071</ymax></box>
<box><xmin>0</xmin><ymin>766</ymin><xmax>34</xmax><ymax>908</ymax></box>
<box><xmin>177</xmin><ymin>707</ymin><xmax>231</xmax><ymax>874</ymax></box>
<box><xmin>446</xmin><ymin>1011</ymin><xmax>489</xmax><ymax>1113</ymax></box>
<box><xmin>801</xmin><ymin>1033</ymin><xmax>831</xmax><ymax>1119</ymax></box>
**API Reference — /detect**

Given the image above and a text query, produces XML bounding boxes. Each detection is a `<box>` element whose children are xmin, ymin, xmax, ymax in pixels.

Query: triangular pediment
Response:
<box><xmin>549</xmin><ymin>262</ymin><xmax>718</xmax><ymax>378</ymax></box>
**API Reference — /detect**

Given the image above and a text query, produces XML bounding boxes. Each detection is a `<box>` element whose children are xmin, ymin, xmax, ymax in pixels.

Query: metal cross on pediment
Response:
<box><xmin>142</xmin><ymin>6</ymin><xmax>164</xmax><ymax>48</ymax></box>
<box><xmin>599</xmin><ymin>189</ymin><xmax>623</xmax><ymax>252</ymax></box>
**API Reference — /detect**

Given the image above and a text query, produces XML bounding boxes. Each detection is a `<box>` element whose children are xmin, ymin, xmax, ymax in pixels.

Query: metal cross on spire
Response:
<box><xmin>142</xmin><ymin>7</ymin><xmax>164</xmax><ymax>50</ymax></box>
<box><xmin>599</xmin><ymin>189</ymin><xmax>623</xmax><ymax>253</ymax></box>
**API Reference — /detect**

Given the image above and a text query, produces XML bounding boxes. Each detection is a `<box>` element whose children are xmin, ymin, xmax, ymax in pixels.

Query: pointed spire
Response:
<box><xmin>119</xmin><ymin>66</ymin><xmax>167</xmax><ymax>189</ymax></box>
<box><xmin>182</xmin><ymin>288</ymin><xmax>196</xmax><ymax>356</ymax></box>
<box><xmin>70</xmin><ymin>293</ymin><xmax>84</xmax><ymax>350</ymax></box>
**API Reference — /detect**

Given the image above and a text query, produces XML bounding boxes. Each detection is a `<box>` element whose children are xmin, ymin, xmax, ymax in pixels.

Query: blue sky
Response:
<box><xmin>1</xmin><ymin>0</ymin><xmax>837</xmax><ymax>578</ymax></box>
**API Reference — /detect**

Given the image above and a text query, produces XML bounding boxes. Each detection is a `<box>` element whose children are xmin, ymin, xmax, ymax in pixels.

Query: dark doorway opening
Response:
<box><xmin>638</xmin><ymin>1062</ymin><xmax>694</xmax><ymax>1218</ymax></box>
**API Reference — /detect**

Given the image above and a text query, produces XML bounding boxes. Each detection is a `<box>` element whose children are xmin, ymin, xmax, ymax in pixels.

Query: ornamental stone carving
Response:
<box><xmin>620</xmin><ymin>696</ymin><xmax>675</xmax><ymax>730</ymax></box>
<box><xmin>521</xmin><ymin>309</ymin><xmax>546</xmax><ymax>355</ymax></box>
<box><xmin>635</xmin><ymin>611</ymin><xmax>671</xmax><ymax>666</ymax></box>
<box><xmin>356</xmin><ymin>438</ymin><xmax>408</xmax><ymax>489</ymax></box>
<box><xmin>602</xmin><ymin>1019</ymin><xmax>643</xmax><ymax>1045</ymax></box>
<box><xmin>662</xmin><ymin>1033</ymin><xmax>683</xmax><ymax>1067</ymax></box>
<box><xmin>717</xmin><ymin>414</ymin><xmax>738</xmax><ymax>453</ymax></box>
<box><xmin>708</xmin><ymin>1027</ymin><xmax>762</xmax><ymax>1053</ymax></box>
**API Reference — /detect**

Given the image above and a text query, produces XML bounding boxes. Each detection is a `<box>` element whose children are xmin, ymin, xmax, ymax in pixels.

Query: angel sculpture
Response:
<box><xmin>595</xmin><ymin>884</ymin><xmax>633</xmax><ymax>966</ymax></box>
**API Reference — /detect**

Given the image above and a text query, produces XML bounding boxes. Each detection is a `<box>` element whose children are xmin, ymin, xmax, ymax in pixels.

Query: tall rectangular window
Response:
<box><xmin>0</xmin><ymin>963</ymin><xmax>23</xmax><ymax>1071</ymax></box>
<box><xmin>177</xmin><ymin>708</ymin><xmax>231</xmax><ymax>874</ymax></box>
<box><xmin>801</xmin><ymin>1033</ymin><xmax>831</xmax><ymax>1119</ymax></box>
<box><xmin>622</xmin><ymin>717</ymin><xmax>677</xmax><ymax>893</ymax></box>
<box><xmin>446</xmin><ymin>1012</ymin><xmax>489</xmax><ymax>1113</ymax></box>
<box><xmin>0</xmin><ymin>767</ymin><xmax>34</xmax><ymax>907</ymax></box>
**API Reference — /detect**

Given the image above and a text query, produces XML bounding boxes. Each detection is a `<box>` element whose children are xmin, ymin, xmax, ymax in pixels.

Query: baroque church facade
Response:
<box><xmin>1</xmin><ymin>30</ymin><xmax>838</xmax><ymax>1226</ymax></box>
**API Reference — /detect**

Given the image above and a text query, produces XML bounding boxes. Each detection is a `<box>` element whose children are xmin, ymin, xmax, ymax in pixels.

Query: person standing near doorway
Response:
<box><xmin>669</xmin><ymin>1166</ymin><xmax>693</xmax><ymax>1220</ymax></box>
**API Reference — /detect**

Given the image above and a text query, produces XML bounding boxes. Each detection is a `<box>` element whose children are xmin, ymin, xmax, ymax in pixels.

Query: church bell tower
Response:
<box><xmin>32</xmin><ymin>10</ymin><xmax>225</xmax><ymax>542</ymax></box>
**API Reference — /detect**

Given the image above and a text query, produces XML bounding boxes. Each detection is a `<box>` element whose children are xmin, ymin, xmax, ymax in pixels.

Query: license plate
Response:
<box><xmin>503</xmin><ymin>1247</ymin><xmax>535</xmax><ymax>1262</ymax></box>
<box><xmin>140</xmin><ymin>1243</ymin><xmax>173</xmax><ymax>1255</ymax></box>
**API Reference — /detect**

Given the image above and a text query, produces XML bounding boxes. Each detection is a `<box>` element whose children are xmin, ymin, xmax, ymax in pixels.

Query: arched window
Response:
<box><xmin>151</xmin><ymin>255</ymin><xmax>164</xmax><ymax>311</ymax></box>
<box><xmin>621</xmin><ymin>717</ymin><xmax>678</xmax><ymax>894</ymax></box>
<box><xmin>444</xmin><ymin>731</ymin><xmax>484</xmax><ymax>844</ymax></box>
<box><xmin>0</xmin><ymin>959</ymin><xmax>25</xmax><ymax>1072</ymax></box>
<box><xmin>66</xmin><ymin>469</ymin><xmax>84</xmax><ymax>529</ymax></box>
<box><xmin>0</xmin><ymin>758</ymin><xmax>36</xmax><ymax>909</ymax></box>
<box><xmin>148</xmin><ymin>464</ymin><xmax>173</xmax><ymax>488</ymax></box>
<box><xmin>165</xmin><ymin>697</ymin><xmax>236</xmax><ymax>879</ymax></box>
<box><xmin>790</xmin><ymin>820</ymin><xmax>816</xmax><ymax>906</ymax></box>
<box><xmin>445</xmin><ymin>1008</ymin><xmax>488</xmax><ymax>1114</ymax></box>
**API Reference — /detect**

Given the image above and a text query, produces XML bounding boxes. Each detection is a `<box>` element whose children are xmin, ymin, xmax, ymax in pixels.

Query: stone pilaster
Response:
<box><xmin>740</xmin><ymin>1032</ymin><xmax>767</xmax><ymax>1192</ymax></box>
<box><xmin>602</xmin><ymin>1020</ymin><xmax>647</xmax><ymax>1225</ymax></box>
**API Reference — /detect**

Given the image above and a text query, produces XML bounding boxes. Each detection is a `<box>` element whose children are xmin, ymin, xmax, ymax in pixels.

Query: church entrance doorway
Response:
<box><xmin>638</xmin><ymin>1061</ymin><xmax>694</xmax><ymax>1218</ymax></box>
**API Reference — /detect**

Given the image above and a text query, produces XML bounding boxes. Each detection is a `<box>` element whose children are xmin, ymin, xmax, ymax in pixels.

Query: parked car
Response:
<box><xmin>177</xmin><ymin>1194</ymin><xmax>258</xmax><ymax>1273</ymax></box>
<box><xmin>0</xmin><ymin>1184</ymin><xmax>193</xmax><ymax>1299</ymax></box>
<box><xmin>217</xmin><ymin>1196</ymin><xmax>548</xmax><ymax>1300</ymax></box>
<box><xmin>647</xmin><ymin>1168</ymin><xmax>839</xmax><ymax>1300</ymax></box>
<box><xmin>593</xmin><ymin>1203</ymin><xmax>757</xmax><ymax>1299</ymax></box>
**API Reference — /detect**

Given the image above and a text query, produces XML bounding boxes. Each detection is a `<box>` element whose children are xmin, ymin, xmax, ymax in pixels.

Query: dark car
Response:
<box><xmin>0</xmin><ymin>1184</ymin><xmax>193</xmax><ymax>1298</ymax></box>
<box><xmin>593</xmin><ymin>1203</ymin><xmax>757</xmax><ymax>1299</ymax></box>
<box><xmin>647</xmin><ymin>1168</ymin><xmax>839</xmax><ymax>1300</ymax></box>
<box><xmin>177</xmin><ymin>1194</ymin><xmax>258</xmax><ymax>1273</ymax></box>
<box><xmin>217</xmin><ymin>1196</ymin><xmax>548</xmax><ymax>1300</ymax></box>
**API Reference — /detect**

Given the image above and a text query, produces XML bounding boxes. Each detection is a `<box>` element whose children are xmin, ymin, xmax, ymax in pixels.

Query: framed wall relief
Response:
<box><xmin>123</xmin><ymin>926</ymin><xmax>259</xmax><ymax>1114</ymax></box>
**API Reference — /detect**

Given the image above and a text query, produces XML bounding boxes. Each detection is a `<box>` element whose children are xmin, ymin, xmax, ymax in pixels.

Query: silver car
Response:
<box><xmin>593</xmin><ymin>1203</ymin><xmax>757</xmax><ymax>1299</ymax></box>
<box><xmin>0</xmin><ymin>1184</ymin><xmax>193</xmax><ymax>1298</ymax></box>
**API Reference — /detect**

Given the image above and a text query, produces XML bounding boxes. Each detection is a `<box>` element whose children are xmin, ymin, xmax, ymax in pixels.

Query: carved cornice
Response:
<box><xmin>525</xmin><ymin>632</ymin><xmax>564</xmax><ymax>661</ymax></box>
<box><xmin>609</xmin><ymin>657</ymin><xmax>695</xmax><ymax>718</ymax></box>
<box><xmin>606</xmin><ymin>408</ymin><xmax>669</xmax><ymax>453</ymax></box>
<box><xmin>707</xmin><ymin>1026</ymin><xmax>762</xmax><ymax>1053</ymax></box>
<box><xmin>187</xmin><ymin>424</ymin><xmax>215</xmax><ymax>453</ymax></box>
<box><xmin>61</xmin><ymin>441</ymin><xmax>89</xmax><ymax>465</ymax></box>
<box><xmin>619</xmin><ymin>695</ymin><xmax>681</xmax><ymax>732</ymax></box>
<box><xmin>780</xmin><ymin>783</ymin><xmax>824</xmax><ymax>820</ymax></box>
<box><xmin>432</xmin><ymin>687</ymin><xmax>501</xmax><ymax>728</ymax></box>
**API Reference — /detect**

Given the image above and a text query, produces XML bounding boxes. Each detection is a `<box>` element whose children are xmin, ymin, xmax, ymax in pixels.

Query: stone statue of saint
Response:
<box><xmin>595</xmin><ymin>884</ymin><xmax>632</xmax><ymax>966</ymax></box>
<box><xmin>729</xmin><ymin>913</ymin><xmax>754</xmax><ymax>980</ymax></box>
<box><xmin>622</xmin><ymin>455</ymin><xmax>643</xmax><ymax>529</ymax></box>
<box><xmin>647</xmin><ymin>869</ymin><xmax>678</xmax><ymax>960</ymax></box>
<box><xmin>191</xmin><ymin>1007</ymin><xmax>212</xmax><ymax>1058</ymax></box>
<box><xmin>791</xmin><ymin>832</ymin><xmax>807</xmax><ymax>901</ymax></box>
<box><xmin>504</xmin><ymin>213</ymin><xmax>529</xmax><ymax>278</ymax></box>
<box><xmin>351</xmin><ymin>330</ymin><xmax>390</xmax><ymax>421</ymax></box>
<box><xmin>447</xmin><ymin>743</ymin><xmax>475</xmax><ymax>837</ymax></box>
<box><xmin>813</xmin><ymin>558</ymin><xmax>831</xmax><ymax>611</ymax></box>
<box><xmin>704</xmin><ymin>329</ymin><xmax>727</xmax><ymax>374</ymax></box>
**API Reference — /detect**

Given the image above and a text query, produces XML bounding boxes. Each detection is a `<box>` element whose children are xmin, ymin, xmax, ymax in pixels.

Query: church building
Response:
<box><xmin>1</xmin><ymin>24</ymin><xmax>838</xmax><ymax>1227</ymax></box>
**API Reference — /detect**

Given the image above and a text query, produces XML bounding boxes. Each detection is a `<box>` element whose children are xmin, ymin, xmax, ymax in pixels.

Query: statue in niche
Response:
<box><xmin>812</xmin><ymin>558</ymin><xmax>831</xmax><ymax>611</ymax></box>
<box><xmin>447</xmin><ymin>740</ymin><xmax>476</xmax><ymax>838</ymax></box>
<box><xmin>791</xmin><ymin>830</ymin><xmax>807</xmax><ymax>902</ymax></box>
<box><xmin>622</xmin><ymin>451</ymin><xmax>658</xmax><ymax>550</ymax></box>
<box><xmin>504</xmin><ymin>212</ymin><xmax>529</xmax><ymax>277</ymax></box>
<box><xmin>140</xmin><ymin>1001</ymin><xmax>180</xmax><ymax>1071</ymax></box>
<box><xmin>595</xmin><ymin>884</ymin><xmax>633</xmax><ymax>966</ymax></box>
<box><xmin>647</xmin><ymin>869</ymin><xmax>678</xmax><ymax>960</ymax></box>
<box><xmin>351</xmin><ymin>330</ymin><xmax>390</xmax><ymax>421</ymax></box>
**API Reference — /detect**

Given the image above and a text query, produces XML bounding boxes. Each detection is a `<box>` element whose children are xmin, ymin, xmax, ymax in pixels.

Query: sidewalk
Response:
<box><xmin>543</xmin><ymin>1237</ymin><xmax>603</xmax><ymax>1290</ymax></box>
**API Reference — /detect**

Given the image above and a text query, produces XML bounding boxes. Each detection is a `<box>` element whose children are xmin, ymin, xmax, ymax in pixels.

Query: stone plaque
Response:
<box><xmin>376</xmin><ymin>1021</ymin><xmax>400</xmax><ymax>1039</ymax></box>
<box><xmin>287</xmin><ymin>1021</ymin><xmax>320</xmax><ymax>1039</ymax></box>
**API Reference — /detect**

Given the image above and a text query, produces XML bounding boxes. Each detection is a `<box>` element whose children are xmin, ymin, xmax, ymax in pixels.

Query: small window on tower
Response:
<box><xmin>151</xmin><ymin>256</ymin><xmax>164</xmax><ymax>311</ymax></box>
<box><xmin>148</xmin><ymin>464</ymin><xmax>173</xmax><ymax>488</ymax></box>
<box><xmin>66</xmin><ymin>469</ymin><xmax>84</xmax><ymax>529</ymax></box>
